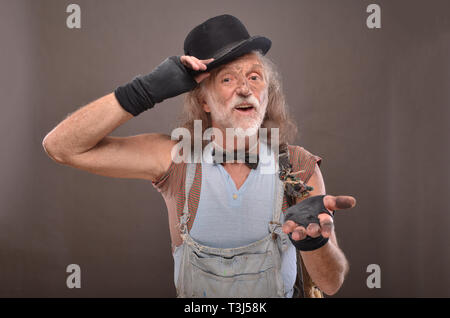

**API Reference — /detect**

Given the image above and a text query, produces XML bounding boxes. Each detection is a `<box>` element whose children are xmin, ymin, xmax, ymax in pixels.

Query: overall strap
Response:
<box><xmin>268</xmin><ymin>160</ymin><xmax>291</xmax><ymax>254</ymax></box>
<box><xmin>179</xmin><ymin>162</ymin><xmax>197</xmax><ymax>236</ymax></box>
<box><xmin>268</xmin><ymin>147</ymin><xmax>291</xmax><ymax>252</ymax></box>
<box><xmin>272</xmin><ymin>176</ymin><xmax>285</xmax><ymax>224</ymax></box>
<box><xmin>271</xmin><ymin>145</ymin><xmax>284</xmax><ymax>224</ymax></box>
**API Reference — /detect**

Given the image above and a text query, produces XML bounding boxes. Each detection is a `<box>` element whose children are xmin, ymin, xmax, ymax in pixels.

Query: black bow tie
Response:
<box><xmin>211</xmin><ymin>148</ymin><xmax>259</xmax><ymax>169</ymax></box>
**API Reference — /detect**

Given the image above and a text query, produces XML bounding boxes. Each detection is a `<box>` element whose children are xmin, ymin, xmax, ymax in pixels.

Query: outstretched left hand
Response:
<box><xmin>282</xmin><ymin>195</ymin><xmax>356</xmax><ymax>241</ymax></box>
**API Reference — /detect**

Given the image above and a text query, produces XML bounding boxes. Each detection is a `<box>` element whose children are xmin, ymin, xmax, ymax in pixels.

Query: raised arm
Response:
<box><xmin>42</xmin><ymin>56</ymin><xmax>213</xmax><ymax>181</ymax></box>
<box><xmin>42</xmin><ymin>93</ymin><xmax>176</xmax><ymax>181</ymax></box>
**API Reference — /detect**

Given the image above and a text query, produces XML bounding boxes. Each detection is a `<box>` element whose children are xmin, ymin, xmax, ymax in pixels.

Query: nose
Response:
<box><xmin>235</xmin><ymin>76</ymin><xmax>251</xmax><ymax>97</ymax></box>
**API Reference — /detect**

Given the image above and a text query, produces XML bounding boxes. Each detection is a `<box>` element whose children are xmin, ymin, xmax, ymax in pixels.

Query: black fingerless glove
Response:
<box><xmin>284</xmin><ymin>195</ymin><xmax>334</xmax><ymax>251</ymax></box>
<box><xmin>114</xmin><ymin>56</ymin><xmax>198</xmax><ymax>116</ymax></box>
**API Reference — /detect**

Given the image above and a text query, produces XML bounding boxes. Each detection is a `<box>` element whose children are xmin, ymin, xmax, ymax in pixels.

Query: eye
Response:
<box><xmin>221</xmin><ymin>75</ymin><xmax>234</xmax><ymax>84</ymax></box>
<box><xmin>249</xmin><ymin>74</ymin><xmax>261</xmax><ymax>81</ymax></box>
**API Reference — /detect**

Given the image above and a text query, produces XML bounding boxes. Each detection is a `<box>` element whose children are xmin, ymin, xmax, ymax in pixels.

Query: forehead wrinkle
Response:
<box><xmin>217</xmin><ymin>63</ymin><xmax>264</xmax><ymax>76</ymax></box>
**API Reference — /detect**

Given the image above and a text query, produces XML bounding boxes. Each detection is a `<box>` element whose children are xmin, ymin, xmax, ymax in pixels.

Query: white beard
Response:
<box><xmin>206</xmin><ymin>88</ymin><xmax>268</xmax><ymax>138</ymax></box>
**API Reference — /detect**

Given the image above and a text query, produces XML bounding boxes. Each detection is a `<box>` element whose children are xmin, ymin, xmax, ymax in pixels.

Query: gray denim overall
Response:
<box><xmin>176</xmin><ymin>160</ymin><xmax>291</xmax><ymax>298</ymax></box>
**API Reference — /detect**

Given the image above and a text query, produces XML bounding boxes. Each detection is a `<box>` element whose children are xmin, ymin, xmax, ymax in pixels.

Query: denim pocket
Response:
<box><xmin>189</xmin><ymin>251</ymin><xmax>280</xmax><ymax>297</ymax></box>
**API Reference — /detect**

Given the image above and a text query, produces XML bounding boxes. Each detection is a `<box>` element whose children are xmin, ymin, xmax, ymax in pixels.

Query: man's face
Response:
<box><xmin>202</xmin><ymin>53</ymin><xmax>269</xmax><ymax>137</ymax></box>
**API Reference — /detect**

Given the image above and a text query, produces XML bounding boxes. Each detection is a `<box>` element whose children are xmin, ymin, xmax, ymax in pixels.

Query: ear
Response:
<box><xmin>202</xmin><ymin>100</ymin><xmax>211</xmax><ymax>113</ymax></box>
<box><xmin>198</xmin><ymin>79</ymin><xmax>214</xmax><ymax>113</ymax></box>
<box><xmin>199</xmin><ymin>91</ymin><xmax>211</xmax><ymax>113</ymax></box>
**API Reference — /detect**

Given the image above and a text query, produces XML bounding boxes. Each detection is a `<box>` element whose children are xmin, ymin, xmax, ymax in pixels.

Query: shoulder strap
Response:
<box><xmin>179</xmin><ymin>162</ymin><xmax>197</xmax><ymax>235</ymax></box>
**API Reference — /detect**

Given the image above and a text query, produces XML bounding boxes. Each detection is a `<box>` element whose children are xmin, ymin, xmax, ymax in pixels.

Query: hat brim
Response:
<box><xmin>188</xmin><ymin>36</ymin><xmax>272</xmax><ymax>77</ymax></box>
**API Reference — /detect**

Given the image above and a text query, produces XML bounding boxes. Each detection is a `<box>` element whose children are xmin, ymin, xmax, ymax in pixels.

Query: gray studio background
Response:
<box><xmin>1</xmin><ymin>0</ymin><xmax>449</xmax><ymax>297</ymax></box>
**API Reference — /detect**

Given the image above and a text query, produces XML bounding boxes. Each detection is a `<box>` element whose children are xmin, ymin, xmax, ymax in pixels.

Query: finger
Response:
<box><xmin>282</xmin><ymin>220</ymin><xmax>297</xmax><ymax>234</ymax></box>
<box><xmin>200</xmin><ymin>58</ymin><xmax>215</xmax><ymax>65</ymax></box>
<box><xmin>183</xmin><ymin>56</ymin><xmax>201</xmax><ymax>70</ymax></box>
<box><xmin>180</xmin><ymin>56</ymin><xmax>189</xmax><ymax>66</ymax></box>
<box><xmin>188</xmin><ymin>57</ymin><xmax>206</xmax><ymax>70</ymax></box>
<box><xmin>318</xmin><ymin>214</ymin><xmax>334</xmax><ymax>238</ymax></box>
<box><xmin>200</xmin><ymin>58</ymin><xmax>215</xmax><ymax>63</ymax></box>
<box><xmin>306</xmin><ymin>223</ymin><xmax>321</xmax><ymax>238</ymax></box>
<box><xmin>190</xmin><ymin>59</ymin><xmax>201</xmax><ymax>71</ymax></box>
<box><xmin>323</xmin><ymin>195</ymin><xmax>356</xmax><ymax>212</ymax></box>
<box><xmin>194</xmin><ymin>58</ymin><xmax>214</xmax><ymax>70</ymax></box>
<box><xmin>181</xmin><ymin>56</ymin><xmax>212</xmax><ymax>71</ymax></box>
<box><xmin>194</xmin><ymin>59</ymin><xmax>205</xmax><ymax>70</ymax></box>
<box><xmin>292</xmin><ymin>226</ymin><xmax>307</xmax><ymax>241</ymax></box>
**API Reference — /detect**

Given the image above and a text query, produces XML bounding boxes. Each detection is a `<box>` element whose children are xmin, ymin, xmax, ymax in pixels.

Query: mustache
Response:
<box><xmin>231</xmin><ymin>95</ymin><xmax>260</xmax><ymax>109</ymax></box>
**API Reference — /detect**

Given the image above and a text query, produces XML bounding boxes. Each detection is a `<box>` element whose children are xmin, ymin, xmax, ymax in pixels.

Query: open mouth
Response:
<box><xmin>234</xmin><ymin>104</ymin><xmax>255</xmax><ymax>114</ymax></box>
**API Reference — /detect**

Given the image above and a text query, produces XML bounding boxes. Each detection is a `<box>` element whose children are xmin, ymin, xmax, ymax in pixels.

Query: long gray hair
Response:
<box><xmin>174</xmin><ymin>51</ymin><xmax>298</xmax><ymax>148</ymax></box>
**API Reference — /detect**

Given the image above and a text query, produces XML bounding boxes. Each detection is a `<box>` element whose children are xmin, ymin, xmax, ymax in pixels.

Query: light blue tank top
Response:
<box><xmin>173</xmin><ymin>141</ymin><xmax>297</xmax><ymax>297</ymax></box>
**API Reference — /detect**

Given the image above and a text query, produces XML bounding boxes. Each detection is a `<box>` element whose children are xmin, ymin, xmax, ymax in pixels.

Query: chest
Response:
<box><xmin>188</xmin><ymin>162</ymin><xmax>279</xmax><ymax>248</ymax></box>
<box><xmin>222</xmin><ymin>164</ymin><xmax>252</xmax><ymax>190</ymax></box>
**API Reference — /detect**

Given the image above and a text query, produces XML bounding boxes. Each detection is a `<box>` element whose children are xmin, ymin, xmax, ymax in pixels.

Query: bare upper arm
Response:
<box><xmin>61</xmin><ymin>133</ymin><xmax>177</xmax><ymax>182</ymax></box>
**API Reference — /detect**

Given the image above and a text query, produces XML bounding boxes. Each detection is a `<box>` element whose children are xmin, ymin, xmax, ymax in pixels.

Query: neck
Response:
<box><xmin>212</xmin><ymin>132</ymin><xmax>260</xmax><ymax>154</ymax></box>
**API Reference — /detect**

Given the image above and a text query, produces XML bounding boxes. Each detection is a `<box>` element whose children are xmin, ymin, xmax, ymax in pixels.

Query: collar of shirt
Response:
<box><xmin>211</xmin><ymin>148</ymin><xmax>259</xmax><ymax>169</ymax></box>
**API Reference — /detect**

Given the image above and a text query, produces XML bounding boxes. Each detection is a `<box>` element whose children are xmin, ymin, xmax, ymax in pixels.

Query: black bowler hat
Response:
<box><xmin>183</xmin><ymin>14</ymin><xmax>272</xmax><ymax>74</ymax></box>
